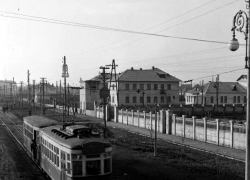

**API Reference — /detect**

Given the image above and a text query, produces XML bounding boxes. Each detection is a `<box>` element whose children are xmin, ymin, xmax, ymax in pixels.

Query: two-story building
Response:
<box><xmin>185</xmin><ymin>81</ymin><xmax>247</xmax><ymax>105</ymax></box>
<box><xmin>110</xmin><ymin>66</ymin><xmax>181</xmax><ymax>106</ymax></box>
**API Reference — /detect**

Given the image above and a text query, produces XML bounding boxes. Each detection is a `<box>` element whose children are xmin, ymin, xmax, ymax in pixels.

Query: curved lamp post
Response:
<box><xmin>229</xmin><ymin>7</ymin><xmax>250</xmax><ymax>180</ymax></box>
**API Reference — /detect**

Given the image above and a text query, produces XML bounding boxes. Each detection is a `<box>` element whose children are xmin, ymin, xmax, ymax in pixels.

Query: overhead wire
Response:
<box><xmin>0</xmin><ymin>11</ymin><xmax>230</xmax><ymax>45</ymax></box>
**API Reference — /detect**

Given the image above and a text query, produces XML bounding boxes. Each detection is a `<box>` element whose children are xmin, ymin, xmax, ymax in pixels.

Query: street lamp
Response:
<box><xmin>229</xmin><ymin>5</ymin><xmax>250</xmax><ymax>180</ymax></box>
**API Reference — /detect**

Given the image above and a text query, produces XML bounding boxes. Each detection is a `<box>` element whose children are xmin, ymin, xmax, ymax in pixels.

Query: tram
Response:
<box><xmin>23</xmin><ymin>115</ymin><xmax>112</xmax><ymax>180</ymax></box>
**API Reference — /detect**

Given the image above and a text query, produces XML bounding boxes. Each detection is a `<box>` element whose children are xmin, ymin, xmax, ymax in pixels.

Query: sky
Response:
<box><xmin>0</xmin><ymin>0</ymin><xmax>249</xmax><ymax>87</ymax></box>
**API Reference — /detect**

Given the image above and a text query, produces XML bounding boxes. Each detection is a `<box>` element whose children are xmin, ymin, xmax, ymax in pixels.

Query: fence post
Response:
<box><xmin>143</xmin><ymin>111</ymin><xmax>146</xmax><ymax>128</ymax></box>
<box><xmin>106</xmin><ymin>105</ymin><xmax>110</xmax><ymax>121</ymax></box>
<box><xmin>121</xmin><ymin>109</ymin><xmax>123</xmax><ymax>124</ymax></box>
<box><xmin>229</xmin><ymin>120</ymin><xmax>234</xmax><ymax>148</ymax></box>
<box><xmin>157</xmin><ymin>111</ymin><xmax>160</xmax><ymax>132</ymax></box>
<box><xmin>131</xmin><ymin>110</ymin><xmax>134</xmax><ymax>125</ymax></box>
<box><xmin>166</xmin><ymin>110</ymin><xmax>173</xmax><ymax>134</ymax></box>
<box><xmin>192</xmin><ymin>116</ymin><xmax>197</xmax><ymax>140</ymax></box>
<box><xmin>126</xmin><ymin>109</ymin><xmax>128</xmax><ymax>125</ymax></box>
<box><xmin>182</xmin><ymin>115</ymin><xmax>186</xmax><ymax>137</ymax></box>
<box><xmin>150</xmin><ymin>111</ymin><xmax>152</xmax><ymax>130</ymax></box>
<box><xmin>216</xmin><ymin>119</ymin><xmax>220</xmax><ymax>145</ymax></box>
<box><xmin>173</xmin><ymin>114</ymin><xmax>176</xmax><ymax>135</ymax></box>
<box><xmin>203</xmin><ymin>117</ymin><xmax>207</xmax><ymax>142</ymax></box>
<box><xmin>137</xmin><ymin>110</ymin><xmax>140</xmax><ymax>127</ymax></box>
<box><xmin>114</xmin><ymin>106</ymin><xmax>117</xmax><ymax>122</ymax></box>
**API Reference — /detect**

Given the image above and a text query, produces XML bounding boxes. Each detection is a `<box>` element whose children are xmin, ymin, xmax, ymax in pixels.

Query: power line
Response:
<box><xmin>1</xmin><ymin>12</ymin><xmax>229</xmax><ymax>45</ymax></box>
<box><xmin>71</xmin><ymin>0</ymin><xmax>238</xmax><ymax>58</ymax></box>
<box><xmin>183</xmin><ymin>68</ymin><xmax>246</xmax><ymax>82</ymax></box>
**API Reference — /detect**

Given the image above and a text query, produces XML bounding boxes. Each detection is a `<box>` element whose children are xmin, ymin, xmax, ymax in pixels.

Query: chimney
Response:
<box><xmin>152</xmin><ymin>66</ymin><xmax>155</xmax><ymax>70</ymax></box>
<box><xmin>131</xmin><ymin>67</ymin><xmax>133</xmax><ymax>70</ymax></box>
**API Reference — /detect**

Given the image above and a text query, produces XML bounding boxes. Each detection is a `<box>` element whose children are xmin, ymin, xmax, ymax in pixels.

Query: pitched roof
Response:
<box><xmin>204</xmin><ymin>82</ymin><xmax>246</xmax><ymax>93</ymax></box>
<box><xmin>117</xmin><ymin>67</ymin><xmax>180</xmax><ymax>82</ymax></box>
<box><xmin>236</xmin><ymin>75</ymin><xmax>247</xmax><ymax>81</ymax></box>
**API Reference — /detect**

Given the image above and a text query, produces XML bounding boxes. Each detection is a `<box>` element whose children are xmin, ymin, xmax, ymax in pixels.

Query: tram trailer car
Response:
<box><xmin>23</xmin><ymin>116</ymin><xmax>112</xmax><ymax>180</ymax></box>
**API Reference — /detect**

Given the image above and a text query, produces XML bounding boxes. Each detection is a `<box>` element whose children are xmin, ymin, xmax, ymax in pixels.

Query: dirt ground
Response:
<box><xmin>4</xmin><ymin>103</ymin><xmax>246</xmax><ymax>180</ymax></box>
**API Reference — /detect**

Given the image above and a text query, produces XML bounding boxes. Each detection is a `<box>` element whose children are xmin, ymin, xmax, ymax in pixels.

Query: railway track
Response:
<box><xmin>0</xmin><ymin>110</ymin><xmax>47</xmax><ymax>180</ymax></box>
<box><xmin>0</xmin><ymin>111</ymin><xmax>24</xmax><ymax>149</ymax></box>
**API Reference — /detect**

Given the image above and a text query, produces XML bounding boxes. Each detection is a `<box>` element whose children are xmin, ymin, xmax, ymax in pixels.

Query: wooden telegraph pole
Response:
<box><xmin>99</xmin><ymin>66</ymin><xmax>110</xmax><ymax>138</ymax></box>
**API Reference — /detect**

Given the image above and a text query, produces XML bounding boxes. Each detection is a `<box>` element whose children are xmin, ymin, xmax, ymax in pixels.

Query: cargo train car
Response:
<box><xmin>23</xmin><ymin>116</ymin><xmax>112</xmax><ymax>180</ymax></box>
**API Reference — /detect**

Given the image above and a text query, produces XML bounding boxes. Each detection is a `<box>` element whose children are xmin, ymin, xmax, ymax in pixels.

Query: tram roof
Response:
<box><xmin>23</xmin><ymin>116</ymin><xmax>60</xmax><ymax>128</ymax></box>
<box><xmin>41</xmin><ymin>125</ymin><xmax>111</xmax><ymax>149</ymax></box>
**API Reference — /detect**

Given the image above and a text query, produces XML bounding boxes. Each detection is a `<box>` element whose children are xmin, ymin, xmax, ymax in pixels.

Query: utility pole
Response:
<box><xmin>216</xmin><ymin>75</ymin><xmax>219</xmax><ymax>112</ymax></box>
<box><xmin>68</xmin><ymin>83</ymin><xmax>70</xmax><ymax>116</ymax></box>
<box><xmin>28</xmin><ymin>70</ymin><xmax>30</xmax><ymax>106</ymax></box>
<box><xmin>33</xmin><ymin>80</ymin><xmax>35</xmax><ymax>108</ymax></box>
<box><xmin>154</xmin><ymin>103</ymin><xmax>159</xmax><ymax>157</ymax></box>
<box><xmin>20</xmin><ymin>81</ymin><xmax>23</xmax><ymax>107</ymax></box>
<box><xmin>62</xmin><ymin>56</ymin><xmax>69</xmax><ymax>126</ymax></box>
<box><xmin>40</xmin><ymin>78</ymin><xmax>46</xmax><ymax>115</ymax></box>
<box><xmin>99</xmin><ymin>66</ymin><xmax>110</xmax><ymax>138</ymax></box>
<box><xmin>201</xmin><ymin>80</ymin><xmax>204</xmax><ymax>105</ymax></box>
<box><xmin>10</xmin><ymin>79</ymin><xmax>12</xmax><ymax>107</ymax></box>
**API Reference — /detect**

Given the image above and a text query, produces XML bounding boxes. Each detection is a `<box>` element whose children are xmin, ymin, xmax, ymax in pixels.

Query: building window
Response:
<box><xmin>140</xmin><ymin>84</ymin><xmax>144</xmax><ymax>90</ymax></box>
<box><xmin>147</xmin><ymin>84</ymin><xmax>151</xmax><ymax>90</ymax></box>
<box><xmin>125</xmin><ymin>97</ymin><xmax>129</xmax><ymax>103</ymax></box>
<box><xmin>220</xmin><ymin>96</ymin><xmax>223</xmax><ymax>103</ymax></box>
<box><xmin>140</xmin><ymin>97</ymin><xmax>143</xmax><ymax>103</ymax></box>
<box><xmin>154</xmin><ymin>84</ymin><xmax>158</xmax><ymax>90</ymax></box>
<box><xmin>154</xmin><ymin>96</ymin><xmax>158</xmax><ymax>103</ymax></box>
<box><xmin>147</xmin><ymin>97</ymin><xmax>151</xmax><ymax>103</ymax></box>
<box><xmin>224</xmin><ymin>96</ymin><xmax>227</xmax><ymax>103</ymax></box>
<box><xmin>173</xmin><ymin>96</ymin><xmax>175</xmax><ymax>100</ymax></box>
<box><xmin>244</xmin><ymin>96</ymin><xmax>247</xmax><ymax>103</ymax></box>
<box><xmin>133</xmin><ymin>84</ymin><xmax>137</xmax><ymax>90</ymax></box>
<box><xmin>167</xmin><ymin>84</ymin><xmax>171</xmax><ymax>90</ymax></box>
<box><xmin>161</xmin><ymin>96</ymin><xmax>164</xmax><ymax>103</ymax></box>
<box><xmin>233</xmin><ymin>96</ymin><xmax>236</xmax><ymax>103</ymax></box>
<box><xmin>112</xmin><ymin>96</ymin><xmax>114</xmax><ymax>103</ymax></box>
<box><xmin>211</xmin><ymin>96</ymin><xmax>214</xmax><ymax>104</ymax></box>
<box><xmin>125</xmin><ymin>84</ymin><xmax>129</xmax><ymax>90</ymax></box>
<box><xmin>133</xmin><ymin>97</ymin><xmax>137</xmax><ymax>103</ymax></box>
<box><xmin>161</xmin><ymin>84</ymin><xmax>164</xmax><ymax>90</ymax></box>
<box><xmin>237</xmin><ymin>96</ymin><xmax>240</xmax><ymax>103</ymax></box>
<box><xmin>167</xmin><ymin>96</ymin><xmax>171</xmax><ymax>103</ymax></box>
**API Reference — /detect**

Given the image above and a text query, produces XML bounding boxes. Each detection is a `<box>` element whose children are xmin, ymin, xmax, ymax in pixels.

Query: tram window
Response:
<box><xmin>73</xmin><ymin>161</ymin><xmax>82</xmax><ymax>175</ymax></box>
<box><xmin>86</xmin><ymin>154</ymin><xmax>100</xmax><ymax>159</ymax></box>
<box><xmin>104</xmin><ymin>159</ymin><xmax>111</xmax><ymax>173</ymax></box>
<box><xmin>86</xmin><ymin>160</ymin><xmax>101</xmax><ymax>175</ymax></box>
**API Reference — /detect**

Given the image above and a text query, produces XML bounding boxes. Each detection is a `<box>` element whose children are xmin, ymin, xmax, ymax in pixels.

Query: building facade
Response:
<box><xmin>185</xmin><ymin>81</ymin><xmax>247</xmax><ymax>105</ymax></box>
<box><xmin>110</xmin><ymin>67</ymin><xmax>181</xmax><ymax>106</ymax></box>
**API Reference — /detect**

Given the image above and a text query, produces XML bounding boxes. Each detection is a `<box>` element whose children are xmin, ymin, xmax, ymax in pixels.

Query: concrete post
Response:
<box><xmin>216</xmin><ymin>119</ymin><xmax>220</xmax><ymax>145</ymax></box>
<box><xmin>229</xmin><ymin>120</ymin><xmax>234</xmax><ymax>148</ymax></box>
<box><xmin>203</xmin><ymin>117</ymin><xmax>207</xmax><ymax>142</ymax></box>
<box><xmin>157</xmin><ymin>111</ymin><xmax>160</xmax><ymax>132</ymax></box>
<box><xmin>126</xmin><ymin>109</ymin><xmax>128</xmax><ymax>125</ymax></box>
<box><xmin>137</xmin><ymin>110</ymin><xmax>140</xmax><ymax>127</ymax></box>
<box><xmin>166</xmin><ymin>110</ymin><xmax>173</xmax><ymax>134</ymax></box>
<box><xmin>131</xmin><ymin>110</ymin><xmax>134</xmax><ymax>126</ymax></box>
<box><xmin>106</xmin><ymin>105</ymin><xmax>110</xmax><ymax>121</ymax></box>
<box><xmin>143</xmin><ymin>111</ymin><xmax>146</xmax><ymax>128</ymax></box>
<box><xmin>192</xmin><ymin>116</ymin><xmax>197</xmax><ymax>140</ymax></box>
<box><xmin>172</xmin><ymin>114</ymin><xmax>176</xmax><ymax>135</ymax></box>
<box><xmin>150</xmin><ymin>111</ymin><xmax>152</xmax><ymax>130</ymax></box>
<box><xmin>182</xmin><ymin>115</ymin><xmax>186</xmax><ymax>137</ymax></box>
<box><xmin>121</xmin><ymin>109</ymin><xmax>123</xmax><ymax>124</ymax></box>
<box><xmin>161</xmin><ymin>110</ymin><xmax>166</xmax><ymax>133</ymax></box>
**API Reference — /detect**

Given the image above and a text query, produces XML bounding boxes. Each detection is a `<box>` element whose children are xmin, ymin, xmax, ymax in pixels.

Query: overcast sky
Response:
<box><xmin>0</xmin><ymin>0</ymin><xmax>248</xmax><ymax>86</ymax></box>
